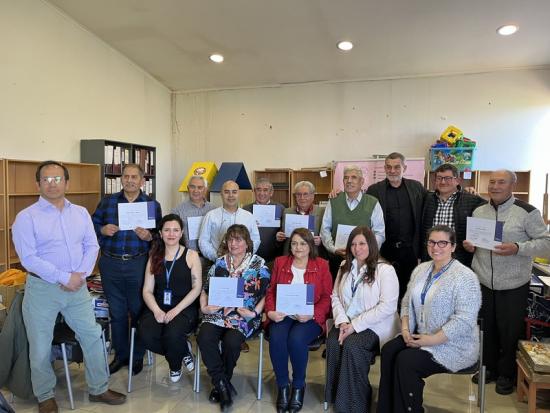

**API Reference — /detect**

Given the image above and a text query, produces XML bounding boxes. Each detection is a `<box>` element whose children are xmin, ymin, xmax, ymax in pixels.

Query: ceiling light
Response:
<box><xmin>337</xmin><ymin>41</ymin><xmax>354</xmax><ymax>51</ymax></box>
<box><xmin>209</xmin><ymin>54</ymin><xmax>224</xmax><ymax>63</ymax></box>
<box><xmin>497</xmin><ymin>25</ymin><xmax>518</xmax><ymax>36</ymax></box>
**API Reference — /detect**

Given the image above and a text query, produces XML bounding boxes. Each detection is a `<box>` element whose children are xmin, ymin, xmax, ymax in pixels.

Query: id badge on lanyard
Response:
<box><xmin>163</xmin><ymin>289</ymin><xmax>172</xmax><ymax>306</ymax></box>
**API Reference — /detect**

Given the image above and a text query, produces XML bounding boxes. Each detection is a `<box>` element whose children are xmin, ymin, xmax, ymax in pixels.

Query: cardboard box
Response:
<box><xmin>0</xmin><ymin>283</ymin><xmax>25</xmax><ymax>311</ymax></box>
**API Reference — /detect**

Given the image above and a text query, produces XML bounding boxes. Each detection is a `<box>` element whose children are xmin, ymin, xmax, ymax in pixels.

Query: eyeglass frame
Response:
<box><xmin>426</xmin><ymin>239</ymin><xmax>455</xmax><ymax>248</ymax></box>
<box><xmin>40</xmin><ymin>176</ymin><xmax>64</xmax><ymax>184</ymax></box>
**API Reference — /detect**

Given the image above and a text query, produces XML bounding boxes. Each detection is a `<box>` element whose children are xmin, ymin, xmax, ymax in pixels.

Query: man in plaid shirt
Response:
<box><xmin>92</xmin><ymin>163</ymin><xmax>162</xmax><ymax>375</ymax></box>
<box><xmin>421</xmin><ymin>163</ymin><xmax>486</xmax><ymax>266</ymax></box>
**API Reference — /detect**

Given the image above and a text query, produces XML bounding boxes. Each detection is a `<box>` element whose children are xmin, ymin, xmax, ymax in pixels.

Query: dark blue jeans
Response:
<box><xmin>268</xmin><ymin>317</ymin><xmax>321</xmax><ymax>388</ymax></box>
<box><xmin>99</xmin><ymin>254</ymin><xmax>148</xmax><ymax>361</ymax></box>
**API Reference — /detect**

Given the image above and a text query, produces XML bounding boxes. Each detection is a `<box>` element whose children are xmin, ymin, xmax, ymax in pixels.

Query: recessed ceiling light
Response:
<box><xmin>209</xmin><ymin>54</ymin><xmax>224</xmax><ymax>63</ymax></box>
<box><xmin>497</xmin><ymin>25</ymin><xmax>518</xmax><ymax>36</ymax></box>
<box><xmin>337</xmin><ymin>41</ymin><xmax>354</xmax><ymax>51</ymax></box>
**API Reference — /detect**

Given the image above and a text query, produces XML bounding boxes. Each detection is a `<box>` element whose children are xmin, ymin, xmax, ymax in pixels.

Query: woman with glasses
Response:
<box><xmin>265</xmin><ymin>228</ymin><xmax>333</xmax><ymax>413</ymax></box>
<box><xmin>377</xmin><ymin>225</ymin><xmax>481</xmax><ymax>413</ymax></box>
<box><xmin>197</xmin><ymin>224</ymin><xmax>270</xmax><ymax>411</ymax></box>
<box><xmin>325</xmin><ymin>226</ymin><xmax>399</xmax><ymax>413</ymax></box>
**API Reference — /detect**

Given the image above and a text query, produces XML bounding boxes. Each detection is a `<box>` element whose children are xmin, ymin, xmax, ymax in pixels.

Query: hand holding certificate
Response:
<box><xmin>208</xmin><ymin>277</ymin><xmax>245</xmax><ymax>307</ymax></box>
<box><xmin>335</xmin><ymin>224</ymin><xmax>356</xmax><ymax>249</ymax></box>
<box><xmin>276</xmin><ymin>284</ymin><xmax>314</xmax><ymax>315</ymax></box>
<box><xmin>284</xmin><ymin>214</ymin><xmax>315</xmax><ymax>237</ymax></box>
<box><xmin>118</xmin><ymin>201</ymin><xmax>157</xmax><ymax>230</ymax></box>
<box><xmin>466</xmin><ymin>217</ymin><xmax>504</xmax><ymax>250</ymax></box>
<box><xmin>253</xmin><ymin>204</ymin><xmax>282</xmax><ymax>228</ymax></box>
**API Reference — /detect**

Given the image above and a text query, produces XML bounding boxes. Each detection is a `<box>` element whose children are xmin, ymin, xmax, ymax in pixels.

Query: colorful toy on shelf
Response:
<box><xmin>429</xmin><ymin>125</ymin><xmax>477</xmax><ymax>171</ymax></box>
<box><xmin>440</xmin><ymin>125</ymin><xmax>463</xmax><ymax>145</ymax></box>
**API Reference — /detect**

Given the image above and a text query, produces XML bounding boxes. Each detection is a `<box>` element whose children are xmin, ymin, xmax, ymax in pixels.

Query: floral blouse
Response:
<box><xmin>203</xmin><ymin>253</ymin><xmax>270</xmax><ymax>338</ymax></box>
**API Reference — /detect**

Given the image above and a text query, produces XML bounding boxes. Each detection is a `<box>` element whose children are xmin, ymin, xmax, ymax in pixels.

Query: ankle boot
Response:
<box><xmin>288</xmin><ymin>386</ymin><xmax>305</xmax><ymax>413</ymax></box>
<box><xmin>276</xmin><ymin>384</ymin><xmax>291</xmax><ymax>413</ymax></box>
<box><xmin>216</xmin><ymin>379</ymin><xmax>233</xmax><ymax>411</ymax></box>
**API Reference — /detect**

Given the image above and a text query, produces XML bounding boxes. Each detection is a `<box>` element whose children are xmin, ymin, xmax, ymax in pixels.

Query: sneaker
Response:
<box><xmin>495</xmin><ymin>376</ymin><xmax>514</xmax><ymax>395</ymax></box>
<box><xmin>183</xmin><ymin>340</ymin><xmax>194</xmax><ymax>372</ymax></box>
<box><xmin>169</xmin><ymin>369</ymin><xmax>183</xmax><ymax>383</ymax></box>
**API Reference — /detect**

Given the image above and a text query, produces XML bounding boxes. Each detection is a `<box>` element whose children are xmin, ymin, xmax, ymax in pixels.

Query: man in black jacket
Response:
<box><xmin>421</xmin><ymin>163</ymin><xmax>486</xmax><ymax>266</ymax></box>
<box><xmin>366</xmin><ymin>153</ymin><xmax>426</xmax><ymax>300</ymax></box>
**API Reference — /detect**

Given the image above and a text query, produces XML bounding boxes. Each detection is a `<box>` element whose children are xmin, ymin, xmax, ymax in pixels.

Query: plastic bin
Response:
<box><xmin>429</xmin><ymin>147</ymin><xmax>475</xmax><ymax>171</ymax></box>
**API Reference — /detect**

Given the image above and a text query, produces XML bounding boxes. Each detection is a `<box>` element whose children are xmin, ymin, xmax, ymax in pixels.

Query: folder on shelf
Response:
<box><xmin>105</xmin><ymin>145</ymin><xmax>114</xmax><ymax>174</ymax></box>
<box><xmin>113</xmin><ymin>146</ymin><xmax>122</xmax><ymax>174</ymax></box>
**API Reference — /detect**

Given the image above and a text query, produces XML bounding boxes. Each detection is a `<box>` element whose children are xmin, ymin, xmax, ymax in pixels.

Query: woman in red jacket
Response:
<box><xmin>265</xmin><ymin>228</ymin><xmax>333</xmax><ymax>413</ymax></box>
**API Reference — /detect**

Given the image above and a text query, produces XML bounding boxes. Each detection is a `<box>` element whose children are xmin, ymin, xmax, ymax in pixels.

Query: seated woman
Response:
<box><xmin>325</xmin><ymin>226</ymin><xmax>399</xmax><ymax>413</ymax></box>
<box><xmin>197</xmin><ymin>224</ymin><xmax>270</xmax><ymax>411</ymax></box>
<box><xmin>377</xmin><ymin>225</ymin><xmax>481</xmax><ymax>413</ymax></box>
<box><xmin>265</xmin><ymin>228</ymin><xmax>333</xmax><ymax>413</ymax></box>
<box><xmin>138</xmin><ymin>214</ymin><xmax>202</xmax><ymax>383</ymax></box>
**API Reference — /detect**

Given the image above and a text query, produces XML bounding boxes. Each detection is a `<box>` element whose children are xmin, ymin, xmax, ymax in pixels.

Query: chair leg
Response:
<box><xmin>257</xmin><ymin>332</ymin><xmax>264</xmax><ymax>400</ymax></box>
<box><xmin>146</xmin><ymin>350</ymin><xmax>154</xmax><ymax>366</ymax></box>
<box><xmin>479</xmin><ymin>365</ymin><xmax>486</xmax><ymax>413</ymax></box>
<box><xmin>101</xmin><ymin>330</ymin><xmax>110</xmax><ymax>378</ymax></box>
<box><xmin>128</xmin><ymin>327</ymin><xmax>135</xmax><ymax>393</ymax></box>
<box><xmin>60</xmin><ymin>343</ymin><xmax>75</xmax><ymax>410</ymax></box>
<box><xmin>193</xmin><ymin>344</ymin><xmax>201</xmax><ymax>393</ymax></box>
<box><xmin>324</xmin><ymin>344</ymin><xmax>329</xmax><ymax>411</ymax></box>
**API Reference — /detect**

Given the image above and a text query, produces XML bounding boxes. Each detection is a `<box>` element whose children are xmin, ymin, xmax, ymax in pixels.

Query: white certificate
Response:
<box><xmin>118</xmin><ymin>202</ymin><xmax>156</xmax><ymax>230</ymax></box>
<box><xmin>276</xmin><ymin>284</ymin><xmax>314</xmax><ymax>315</ymax></box>
<box><xmin>466</xmin><ymin>217</ymin><xmax>504</xmax><ymax>250</ymax></box>
<box><xmin>253</xmin><ymin>204</ymin><xmax>281</xmax><ymax>228</ymax></box>
<box><xmin>187</xmin><ymin>216</ymin><xmax>203</xmax><ymax>241</ymax></box>
<box><xmin>208</xmin><ymin>277</ymin><xmax>244</xmax><ymax>307</ymax></box>
<box><xmin>335</xmin><ymin>224</ymin><xmax>356</xmax><ymax>249</ymax></box>
<box><xmin>283</xmin><ymin>214</ymin><xmax>314</xmax><ymax>237</ymax></box>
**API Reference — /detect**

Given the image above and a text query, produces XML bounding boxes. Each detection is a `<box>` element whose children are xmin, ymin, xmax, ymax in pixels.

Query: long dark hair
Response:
<box><xmin>339</xmin><ymin>226</ymin><xmax>379</xmax><ymax>286</ymax></box>
<box><xmin>150</xmin><ymin>214</ymin><xmax>185</xmax><ymax>275</ymax></box>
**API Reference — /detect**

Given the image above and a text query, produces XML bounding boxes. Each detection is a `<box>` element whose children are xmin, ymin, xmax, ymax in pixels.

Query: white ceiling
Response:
<box><xmin>47</xmin><ymin>0</ymin><xmax>550</xmax><ymax>92</ymax></box>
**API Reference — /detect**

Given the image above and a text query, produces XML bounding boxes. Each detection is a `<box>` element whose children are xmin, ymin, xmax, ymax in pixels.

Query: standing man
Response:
<box><xmin>13</xmin><ymin>161</ymin><xmax>126</xmax><ymax>413</ymax></box>
<box><xmin>366</xmin><ymin>152</ymin><xmax>426</xmax><ymax>299</ymax></box>
<box><xmin>243</xmin><ymin>178</ymin><xmax>284</xmax><ymax>266</ymax></box>
<box><xmin>464</xmin><ymin>170</ymin><xmax>550</xmax><ymax>395</ymax></box>
<box><xmin>421</xmin><ymin>163</ymin><xmax>486</xmax><ymax>266</ymax></box>
<box><xmin>92</xmin><ymin>163</ymin><xmax>162</xmax><ymax>375</ymax></box>
<box><xmin>199</xmin><ymin>180</ymin><xmax>260</xmax><ymax>262</ymax></box>
<box><xmin>276</xmin><ymin>180</ymin><xmax>325</xmax><ymax>256</ymax></box>
<box><xmin>321</xmin><ymin>165</ymin><xmax>385</xmax><ymax>278</ymax></box>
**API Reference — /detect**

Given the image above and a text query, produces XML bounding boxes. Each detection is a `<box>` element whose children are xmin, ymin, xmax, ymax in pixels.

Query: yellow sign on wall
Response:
<box><xmin>178</xmin><ymin>162</ymin><xmax>218</xmax><ymax>192</ymax></box>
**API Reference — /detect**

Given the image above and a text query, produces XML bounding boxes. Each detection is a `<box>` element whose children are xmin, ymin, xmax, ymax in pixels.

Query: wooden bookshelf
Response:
<box><xmin>81</xmin><ymin>139</ymin><xmax>156</xmax><ymax>199</ymax></box>
<box><xmin>290</xmin><ymin>168</ymin><xmax>333</xmax><ymax>207</ymax></box>
<box><xmin>254</xmin><ymin>169</ymin><xmax>292</xmax><ymax>207</ymax></box>
<box><xmin>4</xmin><ymin>159</ymin><xmax>101</xmax><ymax>269</ymax></box>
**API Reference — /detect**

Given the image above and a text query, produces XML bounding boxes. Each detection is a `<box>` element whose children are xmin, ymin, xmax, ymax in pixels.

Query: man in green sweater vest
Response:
<box><xmin>321</xmin><ymin>165</ymin><xmax>385</xmax><ymax>278</ymax></box>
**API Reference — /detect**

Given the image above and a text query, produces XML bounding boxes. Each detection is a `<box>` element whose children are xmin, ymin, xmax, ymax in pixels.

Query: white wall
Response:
<box><xmin>0</xmin><ymin>0</ymin><xmax>173</xmax><ymax>209</ymax></box>
<box><xmin>174</xmin><ymin>68</ymin><xmax>550</xmax><ymax>211</ymax></box>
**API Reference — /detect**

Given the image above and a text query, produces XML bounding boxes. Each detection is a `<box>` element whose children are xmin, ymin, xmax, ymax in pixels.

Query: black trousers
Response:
<box><xmin>480</xmin><ymin>282</ymin><xmax>529</xmax><ymax>379</ymax></box>
<box><xmin>197</xmin><ymin>322</ymin><xmax>245</xmax><ymax>385</ymax></box>
<box><xmin>328</xmin><ymin>253</ymin><xmax>344</xmax><ymax>282</ymax></box>
<box><xmin>377</xmin><ymin>336</ymin><xmax>448</xmax><ymax>413</ymax></box>
<box><xmin>138</xmin><ymin>310</ymin><xmax>196</xmax><ymax>371</ymax></box>
<box><xmin>380</xmin><ymin>244</ymin><xmax>418</xmax><ymax>302</ymax></box>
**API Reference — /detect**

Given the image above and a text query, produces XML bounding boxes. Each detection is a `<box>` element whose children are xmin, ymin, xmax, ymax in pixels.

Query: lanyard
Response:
<box><xmin>164</xmin><ymin>246</ymin><xmax>181</xmax><ymax>287</ymax></box>
<box><xmin>420</xmin><ymin>259</ymin><xmax>454</xmax><ymax>305</ymax></box>
<box><xmin>350</xmin><ymin>266</ymin><xmax>367</xmax><ymax>298</ymax></box>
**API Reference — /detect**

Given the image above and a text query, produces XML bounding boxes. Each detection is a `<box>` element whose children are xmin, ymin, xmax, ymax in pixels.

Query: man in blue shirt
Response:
<box><xmin>13</xmin><ymin>160</ymin><xmax>126</xmax><ymax>413</ymax></box>
<box><xmin>92</xmin><ymin>163</ymin><xmax>162</xmax><ymax>375</ymax></box>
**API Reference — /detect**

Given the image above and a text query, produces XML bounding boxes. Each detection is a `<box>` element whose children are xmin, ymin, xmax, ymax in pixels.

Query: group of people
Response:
<box><xmin>10</xmin><ymin>154</ymin><xmax>550</xmax><ymax>413</ymax></box>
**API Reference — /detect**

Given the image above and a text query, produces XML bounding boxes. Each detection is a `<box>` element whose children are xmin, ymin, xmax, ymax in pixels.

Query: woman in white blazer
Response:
<box><xmin>324</xmin><ymin>226</ymin><xmax>399</xmax><ymax>413</ymax></box>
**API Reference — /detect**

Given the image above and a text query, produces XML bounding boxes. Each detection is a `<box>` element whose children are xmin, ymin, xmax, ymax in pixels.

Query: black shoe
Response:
<box><xmin>495</xmin><ymin>376</ymin><xmax>514</xmax><ymax>395</ymax></box>
<box><xmin>108</xmin><ymin>358</ymin><xmax>128</xmax><ymax>375</ymax></box>
<box><xmin>209</xmin><ymin>388</ymin><xmax>220</xmax><ymax>403</ymax></box>
<box><xmin>472</xmin><ymin>369</ymin><xmax>498</xmax><ymax>384</ymax></box>
<box><xmin>216</xmin><ymin>379</ymin><xmax>233</xmax><ymax>411</ymax></box>
<box><xmin>131</xmin><ymin>359</ymin><xmax>143</xmax><ymax>376</ymax></box>
<box><xmin>227</xmin><ymin>380</ymin><xmax>238</xmax><ymax>397</ymax></box>
<box><xmin>276</xmin><ymin>384</ymin><xmax>291</xmax><ymax>413</ymax></box>
<box><xmin>288</xmin><ymin>386</ymin><xmax>305</xmax><ymax>413</ymax></box>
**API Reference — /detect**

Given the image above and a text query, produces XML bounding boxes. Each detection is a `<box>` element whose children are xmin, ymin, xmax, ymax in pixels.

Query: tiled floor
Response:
<box><xmin>3</xmin><ymin>337</ymin><xmax>538</xmax><ymax>412</ymax></box>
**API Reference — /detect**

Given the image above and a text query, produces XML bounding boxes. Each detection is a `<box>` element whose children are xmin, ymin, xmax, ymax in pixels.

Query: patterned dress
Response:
<box><xmin>202</xmin><ymin>253</ymin><xmax>270</xmax><ymax>337</ymax></box>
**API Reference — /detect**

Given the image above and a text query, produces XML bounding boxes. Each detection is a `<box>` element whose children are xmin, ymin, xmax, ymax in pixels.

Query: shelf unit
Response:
<box><xmin>0</xmin><ymin>160</ymin><xmax>6</xmax><ymax>273</ymax></box>
<box><xmin>254</xmin><ymin>169</ymin><xmax>292</xmax><ymax>207</ymax></box>
<box><xmin>80</xmin><ymin>139</ymin><xmax>156</xmax><ymax>199</ymax></box>
<box><xmin>290</xmin><ymin>168</ymin><xmax>334</xmax><ymax>207</ymax></box>
<box><xmin>3</xmin><ymin>159</ymin><xmax>101</xmax><ymax>268</ymax></box>
<box><xmin>476</xmin><ymin>170</ymin><xmax>531</xmax><ymax>203</ymax></box>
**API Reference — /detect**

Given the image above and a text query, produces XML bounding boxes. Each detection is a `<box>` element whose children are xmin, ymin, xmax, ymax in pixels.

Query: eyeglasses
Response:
<box><xmin>427</xmin><ymin>240</ymin><xmax>454</xmax><ymax>248</ymax></box>
<box><xmin>435</xmin><ymin>176</ymin><xmax>455</xmax><ymax>182</ymax></box>
<box><xmin>41</xmin><ymin>176</ymin><xmax>63</xmax><ymax>184</ymax></box>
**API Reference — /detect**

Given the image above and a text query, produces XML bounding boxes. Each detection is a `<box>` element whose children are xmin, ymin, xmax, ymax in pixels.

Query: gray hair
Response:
<box><xmin>294</xmin><ymin>181</ymin><xmax>316</xmax><ymax>194</ymax></box>
<box><xmin>495</xmin><ymin>169</ymin><xmax>518</xmax><ymax>184</ymax></box>
<box><xmin>255</xmin><ymin>177</ymin><xmax>273</xmax><ymax>191</ymax></box>
<box><xmin>386</xmin><ymin>152</ymin><xmax>406</xmax><ymax>164</ymax></box>
<box><xmin>343</xmin><ymin>164</ymin><xmax>363</xmax><ymax>178</ymax></box>
<box><xmin>188</xmin><ymin>175</ymin><xmax>208</xmax><ymax>188</ymax></box>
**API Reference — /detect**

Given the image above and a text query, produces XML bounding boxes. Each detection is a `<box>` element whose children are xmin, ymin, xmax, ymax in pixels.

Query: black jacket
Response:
<box><xmin>366</xmin><ymin>178</ymin><xmax>426</xmax><ymax>259</ymax></box>
<box><xmin>421</xmin><ymin>189</ymin><xmax>487</xmax><ymax>266</ymax></box>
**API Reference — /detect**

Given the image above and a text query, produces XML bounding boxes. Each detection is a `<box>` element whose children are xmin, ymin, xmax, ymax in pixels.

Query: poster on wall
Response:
<box><xmin>332</xmin><ymin>158</ymin><xmax>425</xmax><ymax>192</ymax></box>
